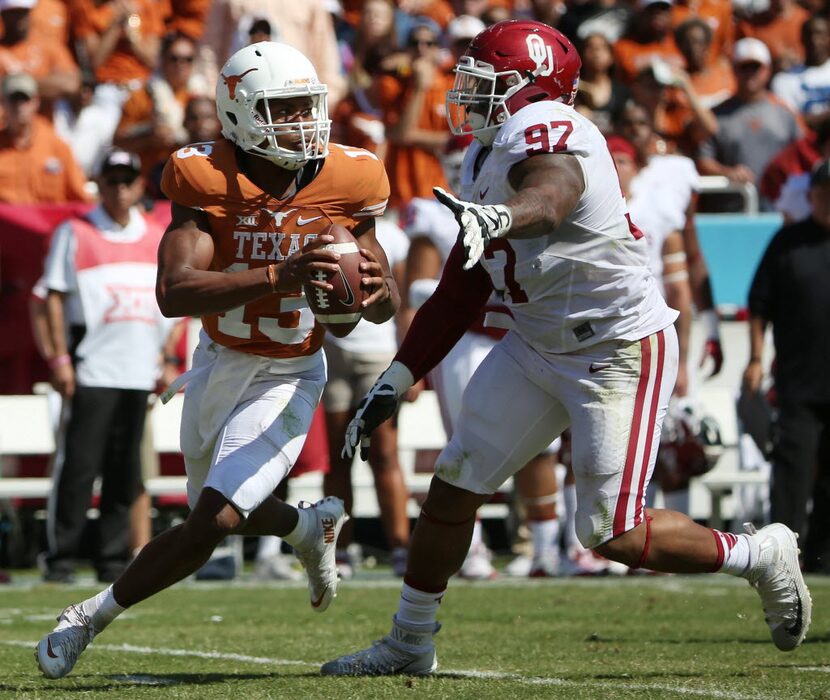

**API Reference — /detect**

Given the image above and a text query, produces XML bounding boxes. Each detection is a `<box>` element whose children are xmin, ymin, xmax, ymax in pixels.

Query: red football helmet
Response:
<box><xmin>446</xmin><ymin>20</ymin><xmax>581</xmax><ymax>146</ymax></box>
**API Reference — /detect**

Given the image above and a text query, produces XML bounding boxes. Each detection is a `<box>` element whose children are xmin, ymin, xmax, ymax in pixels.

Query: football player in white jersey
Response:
<box><xmin>322</xmin><ymin>21</ymin><xmax>811</xmax><ymax>676</ymax></box>
<box><xmin>615</xmin><ymin>99</ymin><xmax>724</xmax><ymax>384</ymax></box>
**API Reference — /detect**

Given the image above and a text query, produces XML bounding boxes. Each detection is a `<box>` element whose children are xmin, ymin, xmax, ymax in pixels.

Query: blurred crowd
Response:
<box><xmin>0</xmin><ymin>0</ymin><xmax>826</xmax><ymax>213</ymax></box>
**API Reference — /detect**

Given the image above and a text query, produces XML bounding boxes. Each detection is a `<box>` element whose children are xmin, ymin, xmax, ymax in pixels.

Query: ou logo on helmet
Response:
<box><xmin>526</xmin><ymin>34</ymin><xmax>553</xmax><ymax>77</ymax></box>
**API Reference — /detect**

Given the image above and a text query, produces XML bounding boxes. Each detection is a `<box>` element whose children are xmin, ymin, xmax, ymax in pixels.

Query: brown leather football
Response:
<box><xmin>304</xmin><ymin>223</ymin><xmax>366</xmax><ymax>338</ymax></box>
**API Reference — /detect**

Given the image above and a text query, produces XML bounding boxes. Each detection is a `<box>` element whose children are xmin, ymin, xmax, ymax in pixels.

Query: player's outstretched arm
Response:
<box><xmin>156</xmin><ymin>203</ymin><xmax>341</xmax><ymax>317</ymax></box>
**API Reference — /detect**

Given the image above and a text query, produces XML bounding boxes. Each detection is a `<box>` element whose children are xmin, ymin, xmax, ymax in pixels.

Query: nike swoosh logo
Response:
<box><xmin>337</xmin><ymin>267</ymin><xmax>356</xmax><ymax>306</ymax></box>
<box><xmin>46</xmin><ymin>638</ymin><xmax>58</xmax><ymax>659</ymax></box>
<box><xmin>479</xmin><ymin>187</ymin><xmax>489</xmax><ymax>199</ymax></box>
<box><xmin>786</xmin><ymin>590</ymin><xmax>803</xmax><ymax>637</ymax></box>
<box><xmin>588</xmin><ymin>362</ymin><xmax>611</xmax><ymax>374</ymax></box>
<box><xmin>311</xmin><ymin>587</ymin><xmax>329</xmax><ymax>608</ymax></box>
<box><xmin>297</xmin><ymin>215</ymin><xmax>322</xmax><ymax>226</ymax></box>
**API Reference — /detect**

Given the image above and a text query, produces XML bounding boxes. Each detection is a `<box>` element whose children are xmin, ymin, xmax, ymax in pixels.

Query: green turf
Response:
<box><xmin>1</xmin><ymin>574</ymin><xmax>827</xmax><ymax>699</ymax></box>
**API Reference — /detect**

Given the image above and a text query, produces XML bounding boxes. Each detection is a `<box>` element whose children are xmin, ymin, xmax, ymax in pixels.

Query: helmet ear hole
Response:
<box><xmin>225</xmin><ymin>111</ymin><xmax>238</xmax><ymax>126</ymax></box>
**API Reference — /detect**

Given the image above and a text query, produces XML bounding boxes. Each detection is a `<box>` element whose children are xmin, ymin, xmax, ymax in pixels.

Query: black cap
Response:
<box><xmin>810</xmin><ymin>159</ymin><xmax>830</xmax><ymax>188</ymax></box>
<box><xmin>98</xmin><ymin>148</ymin><xmax>141</xmax><ymax>177</ymax></box>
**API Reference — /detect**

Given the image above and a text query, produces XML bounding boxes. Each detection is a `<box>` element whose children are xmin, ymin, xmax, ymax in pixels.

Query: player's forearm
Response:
<box><xmin>666</xmin><ymin>282</ymin><xmax>692</xmax><ymax>370</ymax></box>
<box><xmin>747</xmin><ymin>314</ymin><xmax>767</xmax><ymax>363</ymax></box>
<box><xmin>44</xmin><ymin>293</ymin><xmax>70</xmax><ymax>359</ymax></box>
<box><xmin>156</xmin><ymin>263</ymin><xmax>295</xmax><ymax>317</ymax></box>
<box><xmin>502</xmin><ymin>186</ymin><xmax>568</xmax><ymax>238</ymax></box>
<box><xmin>501</xmin><ymin>156</ymin><xmax>584</xmax><ymax>239</ymax></box>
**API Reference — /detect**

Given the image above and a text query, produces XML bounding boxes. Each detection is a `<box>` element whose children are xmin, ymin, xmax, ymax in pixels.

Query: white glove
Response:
<box><xmin>433</xmin><ymin>187</ymin><xmax>512</xmax><ymax>270</ymax></box>
<box><xmin>343</xmin><ymin>361</ymin><xmax>414</xmax><ymax>460</ymax></box>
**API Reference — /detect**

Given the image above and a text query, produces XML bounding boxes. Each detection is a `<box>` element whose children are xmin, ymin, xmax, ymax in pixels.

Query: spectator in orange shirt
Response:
<box><xmin>0</xmin><ymin>0</ymin><xmax>80</xmax><ymax>103</ymax></box>
<box><xmin>332</xmin><ymin>0</ymin><xmax>400</xmax><ymax>158</ymax></box>
<box><xmin>737</xmin><ymin>0</ymin><xmax>809</xmax><ymax>72</ymax></box>
<box><xmin>70</xmin><ymin>0</ymin><xmax>165</xmax><ymax>88</ymax></box>
<box><xmin>114</xmin><ymin>33</ymin><xmax>209</xmax><ymax>181</ymax></box>
<box><xmin>164</xmin><ymin>0</ymin><xmax>211</xmax><ymax>41</ymax></box>
<box><xmin>614</xmin><ymin>0</ymin><xmax>684</xmax><ymax>83</ymax></box>
<box><xmin>671</xmin><ymin>0</ymin><xmax>734</xmax><ymax>68</ymax></box>
<box><xmin>0</xmin><ymin>73</ymin><xmax>90</xmax><ymax>203</ymax></box>
<box><xmin>675</xmin><ymin>17</ymin><xmax>736</xmax><ymax>109</ymax></box>
<box><xmin>376</xmin><ymin>17</ymin><xmax>453</xmax><ymax>210</ymax></box>
<box><xmin>28</xmin><ymin>0</ymin><xmax>70</xmax><ymax>48</ymax></box>
<box><xmin>69</xmin><ymin>0</ymin><xmax>166</xmax><ymax>179</ymax></box>
<box><xmin>628</xmin><ymin>55</ymin><xmax>718</xmax><ymax>156</ymax></box>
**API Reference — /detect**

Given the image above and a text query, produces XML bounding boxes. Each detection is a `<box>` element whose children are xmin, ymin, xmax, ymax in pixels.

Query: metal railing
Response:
<box><xmin>698</xmin><ymin>176</ymin><xmax>759</xmax><ymax>215</ymax></box>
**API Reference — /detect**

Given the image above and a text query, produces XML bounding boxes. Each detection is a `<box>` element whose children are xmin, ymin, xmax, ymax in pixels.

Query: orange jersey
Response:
<box><xmin>160</xmin><ymin>138</ymin><xmax>390</xmax><ymax>359</ymax></box>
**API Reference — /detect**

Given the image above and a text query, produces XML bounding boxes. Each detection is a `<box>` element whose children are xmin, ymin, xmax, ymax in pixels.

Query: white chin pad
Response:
<box><xmin>468</xmin><ymin>112</ymin><xmax>497</xmax><ymax>146</ymax></box>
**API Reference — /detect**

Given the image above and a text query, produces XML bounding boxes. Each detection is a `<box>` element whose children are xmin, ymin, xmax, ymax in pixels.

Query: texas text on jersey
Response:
<box><xmin>161</xmin><ymin>139</ymin><xmax>389</xmax><ymax>358</ymax></box>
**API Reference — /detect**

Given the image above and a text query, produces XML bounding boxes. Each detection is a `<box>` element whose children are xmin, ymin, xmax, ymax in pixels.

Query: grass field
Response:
<box><xmin>1</xmin><ymin>572</ymin><xmax>827</xmax><ymax>700</ymax></box>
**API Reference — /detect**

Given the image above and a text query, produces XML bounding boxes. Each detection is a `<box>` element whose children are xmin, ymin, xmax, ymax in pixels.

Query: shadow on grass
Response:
<box><xmin>0</xmin><ymin>671</ymin><xmax>322</xmax><ymax>693</ymax></box>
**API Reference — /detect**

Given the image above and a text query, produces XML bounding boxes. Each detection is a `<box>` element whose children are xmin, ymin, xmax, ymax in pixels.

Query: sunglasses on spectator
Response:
<box><xmin>411</xmin><ymin>38</ymin><xmax>438</xmax><ymax>47</ymax></box>
<box><xmin>167</xmin><ymin>54</ymin><xmax>195</xmax><ymax>64</ymax></box>
<box><xmin>103</xmin><ymin>173</ymin><xmax>139</xmax><ymax>187</ymax></box>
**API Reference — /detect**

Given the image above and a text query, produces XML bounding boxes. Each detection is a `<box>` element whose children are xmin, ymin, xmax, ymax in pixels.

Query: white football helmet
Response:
<box><xmin>216</xmin><ymin>41</ymin><xmax>330</xmax><ymax>170</ymax></box>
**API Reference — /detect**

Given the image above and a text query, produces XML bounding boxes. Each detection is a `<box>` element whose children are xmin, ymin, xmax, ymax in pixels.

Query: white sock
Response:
<box><xmin>563</xmin><ymin>484</ymin><xmax>578</xmax><ymax>551</ymax></box>
<box><xmin>529</xmin><ymin>517</ymin><xmax>560</xmax><ymax>559</ymax></box>
<box><xmin>397</xmin><ymin>583</ymin><xmax>444</xmax><ymax>627</ymax></box>
<box><xmin>79</xmin><ymin>586</ymin><xmax>125</xmax><ymax>633</ymax></box>
<box><xmin>469</xmin><ymin>519</ymin><xmax>483</xmax><ymax>548</ymax></box>
<box><xmin>283</xmin><ymin>507</ymin><xmax>314</xmax><ymax>549</ymax></box>
<box><xmin>256</xmin><ymin>535</ymin><xmax>282</xmax><ymax>561</ymax></box>
<box><xmin>712</xmin><ymin>530</ymin><xmax>759</xmax><ymax>576</ymax></box>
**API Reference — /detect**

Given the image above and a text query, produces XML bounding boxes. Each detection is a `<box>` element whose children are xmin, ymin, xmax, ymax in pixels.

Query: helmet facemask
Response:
<box><xmin>446</xmin><ymin>56</ymin><xmax>528</xmax><ymax>146</ymax></box>
<box><xmin>233</xmin><ymin>86</ymin><xmax>330</xmax><ymax>170</ymax></box>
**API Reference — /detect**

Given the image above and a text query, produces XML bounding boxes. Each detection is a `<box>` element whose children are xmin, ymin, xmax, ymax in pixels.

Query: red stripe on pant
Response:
<box><xmin>613</xmin><ymin>334</ymin><xmax>652</xmax><ymax>537</ymax></box>
<box><xmin>633</xmin><ymin>330</ymin><xmax>665</xmax><ymax>527</ymax></box>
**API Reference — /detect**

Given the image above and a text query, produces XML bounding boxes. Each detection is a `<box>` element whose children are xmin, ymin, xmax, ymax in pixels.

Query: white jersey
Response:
<box><xmin>325</xmin><ymin>218</ymin><xmax>409</xmax><ymax>355</ymax></box>
<box><xmin>631</xmin><ymin>154</ymin><xmax>699</xmax><ymax>220</ymax></box>
<box><xmin>461</xmin><ymin>101</ymin><xmax>677</xmax><ymax>354</ymax></box>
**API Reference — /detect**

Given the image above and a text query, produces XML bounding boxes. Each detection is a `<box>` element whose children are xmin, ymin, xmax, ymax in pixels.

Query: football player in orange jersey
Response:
<box><xmin>35</xmin><ymin>41</ymin><xmax>400</xmax><ymax>680</ymax></box>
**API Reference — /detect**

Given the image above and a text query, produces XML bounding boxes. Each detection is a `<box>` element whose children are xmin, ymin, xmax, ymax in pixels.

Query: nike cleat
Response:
<box><xmin>294</xmin><ymin>496</ymin><xmax>348</xmax><ymax>612</ymax></box>
<box><xmin>34</xmin><ymin>604</ymin><xmax>96</xmax><ymax>679</ymax></box>
<box><xmin>321</xmin><ymin>615</ymin><xmax>439</xmax><ymax>676</ymax></box>
<box><xmin>744</xmin><ymin>522</ymin><xmax>812</xmax><ymax>651</ymax></box>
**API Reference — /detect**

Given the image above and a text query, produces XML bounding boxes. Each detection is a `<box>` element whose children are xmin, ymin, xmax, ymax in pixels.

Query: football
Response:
<box><xmin>304</xmin><ymin>223</ymin><xmax>366</xmax><ymax>338</ymax></box>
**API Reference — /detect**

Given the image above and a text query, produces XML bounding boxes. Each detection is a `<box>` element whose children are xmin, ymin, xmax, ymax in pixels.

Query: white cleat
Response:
<box><xmin>529</xmin><ymin>552</ymin><xmax>561</xmax><ymax>578</ymax></box>
<box><xmin>459</xmin><ymin>542</ymin><xmax>497</xmax><ymax>580</ymax></box>
<box><xmin>34</xmin><ymin>604</ymin><xmax>96</xmax><ymax>679</ymax></box>
<box><xmin>744</xmin><ymin>522</ymin><xmax>812</xmax><ymax>651</ymax></box>
<box><xmin>320</xmin><ymin>616</ymin><xmax>439</xmax><ymax>676</ymax></box>
<box><xmin>294</xmin><ymin>497</ymin><xmax>349</xmax><ymax>613</ymax></box>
